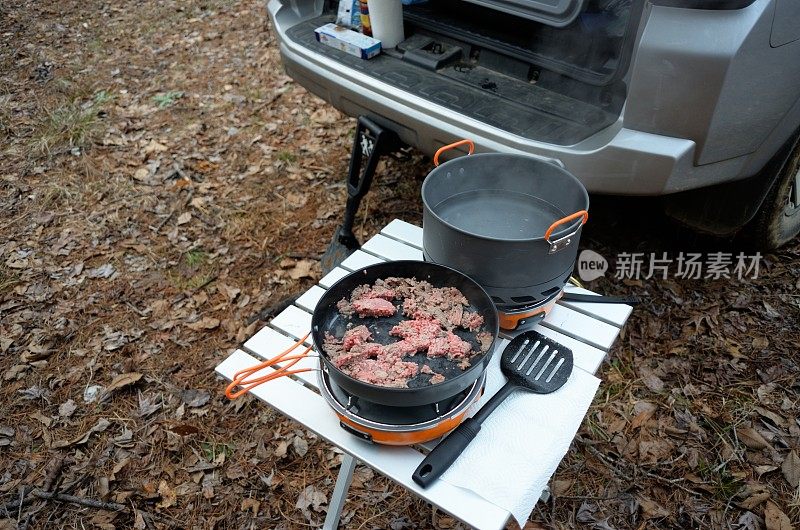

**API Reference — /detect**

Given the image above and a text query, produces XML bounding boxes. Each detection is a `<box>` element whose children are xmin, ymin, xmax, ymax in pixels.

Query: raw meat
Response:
<box><xmin>342</xmin><ymin>325</ymin><xmax>371</xmax><ymax>350</ymax></box>
<box><xmin>389</xmin><ymin>318</ymin><xmax>443</xmax><ymax>352</ymax></box>
<box><xmin>428</xmin><ymin>332</ymin><xmax>473</xmax><ymax>359</ymax></box>
<box><xmin>460</xmin><ymin>311</ymin><xmax>484</xmax><ymax>332</ymax></box>
<box><xmin>325</xmin><ymin>276</ymin><xmax>489</xmax><ymax>388</ymax></box>
<box><xmin>352</xmin><ymin>297</ymin><xmax>396</xmax><ymax>318</ymax></box>
<box><xmin>430</xmin><ymin>373</ymin><xmax>446</xmax><ymax>384</ymax></box>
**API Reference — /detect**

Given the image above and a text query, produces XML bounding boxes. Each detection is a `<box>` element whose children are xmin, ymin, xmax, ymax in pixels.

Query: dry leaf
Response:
<box><xmin>764</xmin><ymin>502</ymin><xmax>792</xmax><ymax>530</ymax></box>
<box><xmin>274</xmin><ymin>440</ymin><xmax>289</xmax><ymax>458</ymax></box>
<box><xmin>288</xmin><ymin>259</ymin><xmax>316</xmax><ymax>280</ymax></box>
<box><xmin>740</xmin><ymin>491</ymin><xmax>771</xmax><ymax>510</ymax></box>
<box><xmin>58</xmin><ymin>399</ymin><xmax>77</xmax><ymax>418</ymax></box>
<box><xmin>781</xmin><ymin>450</ymin><xmax>799</xmax><ymax>488</ymax></box>
<box><xmin>52</xmin><ymin>418</ymin><xmax>111</xmax><ymax>448</ymax></box>
<box><xmin>292</xmin><ymin>435</ymin><xmax>308</xmax><ymax>457</ymax></box>
<box><xmin>638</xmin><ymin>496</ymin><xmax>669</xmax><ymax>519</ymax></box>
<box><xmin>638</xmin><ymin>365</ymin><xmax>664</xmax><ymax>393</ymax></box>
<box><xmin>295</xmin><ymin>485</ymin><xmax>327</xmax><ymax>519</ymax></box>
<box><xmin>157</xmin><ymin>480</ymin><xmax>177</xmax><ymax>509</ymax></box>
<box><xmin>738</xmin><ymin>426</ymin><xmax>771</xmax><ymax>450</ymax></box>
<box><xmin>107</xmin><ymin>372</ymin><xmax>143</xmax><ymax>393</ymax></box>
<box><xmin>551</xmin><ymin>478</ymin><xmax>574</xmax><ymax>497</ymax></box>
<box><xmin>187</xmin><ymin>317</ymin><xmax>220</xmax><ymax>331</ymax></box>
<box><xmin>182</xmin><ymin>389</ymin><xmax>210</xmax><ymax>408</ymax></box>
<box><xmin>177</xmin><ymin>212</ymin><xmax>192</xmax><ymax>225</ymax></box>
<box><xmin>241</xmin><ymin>497</ymin><xmax>260</xmax><ymax>515</ymax></box>
<box><xmin>133</xmin><ymin>167</ymin><xmax>150</xmax><ymax>181</ymax></box>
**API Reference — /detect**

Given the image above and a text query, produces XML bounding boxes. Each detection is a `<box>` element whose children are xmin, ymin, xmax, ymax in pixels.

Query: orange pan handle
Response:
<box><xmin>225</xmin><ymin>332</ymin><xmax>314</xmax><ymax>399</ymax></box>
<box><xmin>544</xmin><ymin>210</ymin><xmax>588</xmax><ymax>241</ymax></box>
<box><xmin>433</xmin><ymin>139</ymin><xmax>475</xmax><ymax>167</ymax></box>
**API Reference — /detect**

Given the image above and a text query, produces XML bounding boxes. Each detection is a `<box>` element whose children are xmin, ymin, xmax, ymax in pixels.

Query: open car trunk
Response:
<box><xmin>284</xmin><ymin>0</ymin><xmax>641</xmax><ymax>145</ymax></box>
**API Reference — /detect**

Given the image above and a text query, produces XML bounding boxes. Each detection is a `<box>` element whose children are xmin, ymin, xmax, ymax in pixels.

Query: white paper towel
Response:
<box><xmin>367</xmin><ymin>0</ymin><xmax>404</xmax><ymax>48</ymax></box>
<box><xmin>440</xmin><ymin>350</ymin><xmax>601</xmax><ymax>527</ymax></box>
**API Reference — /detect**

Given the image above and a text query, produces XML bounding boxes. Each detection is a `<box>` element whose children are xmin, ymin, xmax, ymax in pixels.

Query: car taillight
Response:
<box><xmin>650</xmin><ymin>0</ymin><xmax>757</xmax><ymax>9</ymax></box>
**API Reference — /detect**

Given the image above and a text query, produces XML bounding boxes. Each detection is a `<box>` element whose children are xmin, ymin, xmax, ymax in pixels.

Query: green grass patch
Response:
<box><xmin>185</xmin><ymin>249</ymin><xmax>206</xmax><ymax>268</ymax></box>
<box><xmin>201</xmin><ymin>441</ymin><xmax>234</xmax><ymax>462</ymax></box>
<box><xmin>276</xmin><ymin>150</ymin><xmax>297</xmax><ymax>163</ymax></box>
<box><xmin>153</xmin><ymin>91</ymin><xmax>184</xmax><ymax>108</ymax></box>
<box><xmin>0</xmin><ymin>265</ymin><xmax>20</xmax><ymax>294</ymax></box>
<box><xmin>29</xmin><ymin>90</ymin><xmax>111</xmax><ymax>158</ymax></box>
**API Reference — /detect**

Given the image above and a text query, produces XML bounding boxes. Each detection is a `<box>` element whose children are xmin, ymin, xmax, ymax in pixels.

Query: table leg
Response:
<box><xmin>323</xmin><ymin>453</ymin><xmax>358</xmax><ymax>530</ymax></box>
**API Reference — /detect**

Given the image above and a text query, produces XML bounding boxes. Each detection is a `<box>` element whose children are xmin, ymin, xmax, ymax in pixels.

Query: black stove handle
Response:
<box><xmin>339</xmin><ymin>421</ymin><xmax>373</xmax><ymax>443</ymax></box>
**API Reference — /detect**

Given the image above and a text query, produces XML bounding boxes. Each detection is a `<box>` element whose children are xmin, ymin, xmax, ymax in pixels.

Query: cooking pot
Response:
<box><xmin>421</xmin><ymin>140</ymin><xmax>589</xmax><ymax>307</ymax></box>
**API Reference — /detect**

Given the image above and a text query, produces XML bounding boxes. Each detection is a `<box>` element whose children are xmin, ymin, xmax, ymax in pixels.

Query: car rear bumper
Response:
<box><xmin>268</xmin><ymin>0</ymin><xmax>749</xmax><ymax>196</ymax></box>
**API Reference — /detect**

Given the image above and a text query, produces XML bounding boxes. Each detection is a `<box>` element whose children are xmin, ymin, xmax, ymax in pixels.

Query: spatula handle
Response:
<box><xmin>412</xmin><ymin>417</ymin><xmax>481</xmax><ymax>488</ymax></box>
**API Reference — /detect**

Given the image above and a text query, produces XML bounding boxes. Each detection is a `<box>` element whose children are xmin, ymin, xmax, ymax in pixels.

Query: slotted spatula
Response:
<box><xmin>412</xmin><ymin>331</ymin><xmax>574</xmax><ymax>488</ymax></box>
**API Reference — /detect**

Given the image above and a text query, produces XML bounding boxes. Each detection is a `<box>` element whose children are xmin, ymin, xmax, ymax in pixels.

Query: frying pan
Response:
<box><xmin>312</xmin><ymin>261</ymin><xmax>499</xmax><ymax>407</ymax></box>
<box><xmin>226</xmin><ymin>261</ymin><xmax>499</xmax><ymax>408</ymax></box>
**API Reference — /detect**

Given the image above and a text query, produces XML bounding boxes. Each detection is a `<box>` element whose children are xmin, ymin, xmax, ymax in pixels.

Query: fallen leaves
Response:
<box><xmin>156</xmin><ymin>480</ymin><xmax>177</xmax><ymax>509</ymax></box>
<box><xmin>181</xmin><ymin>389</ymin><xmax>210</xmax><ymax>408</ymax></box>
<box><xmin>286</xmin><ymin>259</ymin><xmax>318</xmax><ymax>280</ymax></box>
<box><xmin>187</xmin><ymin>316</ymin><xmax>220</xmax><ymax>330</ymax></box>
<box><xmin>52</xmin><ymin>418</ymin><xmax>111</xmax><ymax>448</ymax></box>
<box><xmin>781</xmin><ymin>450</ymin><xmax>799</xmax><ymax>488</ymax></box>
<box><xmin>295</xmin><ymin>485</ymin><xmax>327</xmax><ymax>520</ymax></box>
<box><xmin>764</xmin><ymin>502</ymin><xmax>792</xmax><ymax>530</ymax></box>
<box><xmin>86</xmin><ymin>263</ymin><xmax>116</xmax><ymax>279</ymax></box>
<box><xmin>737</xmin><ymin>425</ymin><xmax>772</xmax><ymax>450</ymax></box>
<box><xmin>58</xmin><ymin>399</ymin><xmax>77</xmax><ymax>418</ymax></box>
<box><xmin>0</xmin><ymin>426</ymin><xmax>14</xmax><ymax>447</ymax></box>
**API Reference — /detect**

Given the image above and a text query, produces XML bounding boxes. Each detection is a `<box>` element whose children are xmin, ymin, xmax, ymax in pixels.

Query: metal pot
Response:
<box><xmin>421</xmin><ymin>140</ymin><xmax>589</xmax><ymax>307</ymax></box>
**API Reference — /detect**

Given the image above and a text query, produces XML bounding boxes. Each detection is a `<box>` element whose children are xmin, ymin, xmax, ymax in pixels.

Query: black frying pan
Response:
<box><xmin>311</xmin><ymin>261</ymin><xmax>499</xmax><ymax>407</ymax></box>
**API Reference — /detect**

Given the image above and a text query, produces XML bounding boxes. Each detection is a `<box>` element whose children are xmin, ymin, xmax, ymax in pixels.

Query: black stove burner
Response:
<box><xmin>496</xmin><ymin>290</ymin><xmax>561</xmax><ymax>315</ymax></box>
<box><xmin>326</xmin><ymin>373</ymin><xmax>474</xmax><ymax>425</ymax></box>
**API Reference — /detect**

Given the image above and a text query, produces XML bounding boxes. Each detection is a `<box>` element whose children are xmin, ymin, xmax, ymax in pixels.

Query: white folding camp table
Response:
<box><xmin>215</xmin><ymin>219</ymin><xmax>632</xmax><ymax>530</ymax></box>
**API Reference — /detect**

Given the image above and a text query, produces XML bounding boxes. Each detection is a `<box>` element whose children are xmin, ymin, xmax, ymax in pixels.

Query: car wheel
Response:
<box><xmin>745</xmin><ymin>140</ymin><xmax>800</xmax><ymax>250</ymax></box>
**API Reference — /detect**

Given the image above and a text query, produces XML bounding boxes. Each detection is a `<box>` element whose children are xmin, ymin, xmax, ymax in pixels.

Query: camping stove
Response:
<box><xmin>318</xmin><ymin>369</ymin><xmax>485</xmax><ymax>446</ymax></box>
<box><xmin>495</xmin><ymin>290</ymin><xmax>564</xmax><ymax>331</ymax></box>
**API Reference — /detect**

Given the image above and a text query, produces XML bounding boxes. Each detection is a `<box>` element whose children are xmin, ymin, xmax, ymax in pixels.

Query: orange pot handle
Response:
<box><xmin>544</xmin><ymin>210</ymin><xmax>588</xmax><ymax>241</ymax></box>
<box><xmin>225</xmin><ymin>332</ymin><xmax>314</xmax><ymax>399</ymax></box>
<box><xmin>433</xmin><ymin>139</ymin><xmax>475</xmax><ymax>167</ymax></box>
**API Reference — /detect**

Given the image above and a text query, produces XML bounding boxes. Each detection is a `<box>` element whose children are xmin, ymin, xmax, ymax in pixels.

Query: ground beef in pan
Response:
<box><xmin>460</xmin><ymin>311</ymin><xmax>484</xmax><ymax>331</ymax></box>
<box><xmin>427</xmin><ymin>332</ymin><xmax>473</xmax><ymax>359</ymax></box>
<box><xmin>325</xmin><ymin>277</ymin><xmax>489</xmax><ymax>388</ymax></box>
<box><xmin>342</xmin><ymin>325</ymin><xmax>372</xmax><ymax>350</ymax></box>
<box><xmin>352</xmin><ymin>297</ymin><xmax>396</xmax><ymax>318</ymax></box>
<box><xmin>389</xmin><ymin>318</ymin><xmax>443</xmax><ymax>352</ymax></box>
<box><xmin>430</xmin><ymin>373</ymin><xmax>446</xmax><ymax>384</ymax></box>
<box><xmin>476</xmin><ymin>331</ymin><xmax>493</xmax><ymax>353</ymax></box>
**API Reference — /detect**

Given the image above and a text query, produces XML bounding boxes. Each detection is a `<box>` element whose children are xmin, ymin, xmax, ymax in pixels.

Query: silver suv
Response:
<box><xmin>268</xmin><ymin>0</ymin><xmax>800</xmax><ymax>248</ymax></box>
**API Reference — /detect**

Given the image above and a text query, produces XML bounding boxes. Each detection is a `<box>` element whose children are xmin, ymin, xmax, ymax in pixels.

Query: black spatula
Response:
<box><xmin>412</xmin><ymin>331</ymin><xmax>574</xmax><ymax>488</ymax></box>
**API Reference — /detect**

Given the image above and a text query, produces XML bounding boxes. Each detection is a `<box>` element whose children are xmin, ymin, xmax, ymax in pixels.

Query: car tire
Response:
<box><xmin>744</xmin><ymin>139</ymin><xmax>800</xmax><ymax>250</ymax></box>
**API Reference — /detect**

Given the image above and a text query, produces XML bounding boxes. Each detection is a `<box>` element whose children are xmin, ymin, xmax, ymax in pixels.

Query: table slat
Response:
<box><xmin>541</xmin><ymin>304</ymin><xmax>619</xmax><ymax>351</ymax></box>
<box><xmin>216</xmin><ymin>350</ymin><xmax>510</xmax><ymax>530</ymax></box>
<box><xmin>362</xmin><ymin>234</ymin><xmax>424</xmax><ymax>262</ymax></box>
<box><xmin>319</xmin><ymin>267</ymin><xmax>349</xmax><ymax>288</ymax></box>
<box><xmin>381</xmin><ymin>219</ymin><xmax>424</xmax><ymax>249</ymax></box>
<box><xmin>271</xmin><ymin>305</ymin><xmax>313</xmax><ymax>342</ymax></box>
<box><xmin>560</xmin><ymin>284</ymin><xmax>633</xmax><ymax>328</ymax></box>
<box><xmin>296</xmin><ymin>285</ymin><xmax>326</xmax><ymax>312</ymax></box>
<box><xmin>341</xmin><ymin>250</ymin><xmax>385</xmax><ymax>271</ymax></box>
